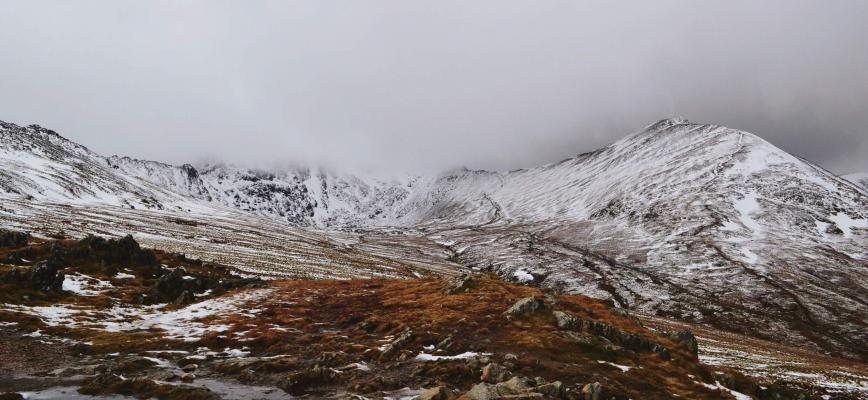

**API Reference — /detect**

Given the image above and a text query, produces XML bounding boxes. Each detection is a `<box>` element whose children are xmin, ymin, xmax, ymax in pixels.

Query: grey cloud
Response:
<box><xmin>0</xmin><ymin>0</ymin><xmax>866</xmax><ymax>174</ymax></box>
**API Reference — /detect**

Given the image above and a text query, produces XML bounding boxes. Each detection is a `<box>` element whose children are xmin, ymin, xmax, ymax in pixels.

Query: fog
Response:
<box><xmin>1</xmin><ymin>1</ymin><xmax>866</xmax><ymax>174</ymax></box>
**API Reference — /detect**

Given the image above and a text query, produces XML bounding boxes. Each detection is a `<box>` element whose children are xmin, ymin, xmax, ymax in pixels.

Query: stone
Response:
<box><xmin>552</xmin><ymin>311</ymin><xmax>581</xmax><ymax>330</ymax></box>
<box><xmin>417</xmin><ymin>386</ymin><xmax>449</xmax><ymax>400</ymax></box>
<box><xmin>533</xmin><ymin>381</ymin><xmax>564</xmax><ymax>398</ymax></box>
<box><xmin>673</xmin><ymin>330</ymin><xmax>699</xmax><ymax>355</ymax></box>
<box><xmin>180</xmin><ymin>372</ymin><xmax>195</xmax><ymax>383</ymax></box>
<box><xmin>580</xmin><ymin>382</ymin><xmax>602</xmax><ymax>400</ymax></box>
<box><xmin>447</xmin><ymin>274</ymin><xmax>476</xmax><ymax>294</ymax></box>
<box><xmin>481</xmin><ymin>363</ymin><xmax>512</xmax><ymax>383</ymax></box>
<box><xmin>504</xmin><ymin>297</ymin><xmax>544</xmax><ymax>318</ymax></box>
<box><xmin>174</xmin><ymin>290</ymin><xmax>195</xmax><ymax>305</ymax></box>
<box><xmin>379</xmin><ymin>329</ymin><xmax>414</xmax><ymax>361</ymax></box>
<box><xmin>181</xmin><ymin>363</ymin><xmax>198</xmax><ymax>372</ymax></box>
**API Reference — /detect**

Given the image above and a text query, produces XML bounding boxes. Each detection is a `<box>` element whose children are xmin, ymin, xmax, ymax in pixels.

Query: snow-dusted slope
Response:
<box><xmin>1</xmin><ymin>117</ymin><xmax>867</xmax><ymax>360</ymax></box>
<box><xmin>844</xmin><ymin>172</ymin><xmax>868</xmax><ymax>191</ymax></box>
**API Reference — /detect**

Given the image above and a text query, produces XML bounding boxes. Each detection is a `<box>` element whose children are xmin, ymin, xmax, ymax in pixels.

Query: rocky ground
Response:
<box><xmin>1</xmin><ymin>231</ymin><xmax>863</xmax><ymax>399</ymax></box>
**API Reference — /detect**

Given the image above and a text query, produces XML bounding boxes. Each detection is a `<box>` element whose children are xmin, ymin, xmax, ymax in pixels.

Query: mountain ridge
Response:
<box><xmin>1</xmin><ymin>117</ymin><xmax>866</xmax><ymax>363</ymax></box>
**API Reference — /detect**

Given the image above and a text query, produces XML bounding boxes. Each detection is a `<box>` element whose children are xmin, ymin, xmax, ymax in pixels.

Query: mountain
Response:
<box><xmin>845</xmin><ymin>172</ymin><xmax>868</xmax><ymax>191</ymax></box>
<box><xmin>1</xmin><ymin>118</ymin><xmax>866</xmax><ymax>365</ymax></box>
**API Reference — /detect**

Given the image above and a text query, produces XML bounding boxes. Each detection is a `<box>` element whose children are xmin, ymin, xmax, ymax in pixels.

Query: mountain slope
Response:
<box><xmin>1</xmin><ymin>118</ymin><xmax>866</xmax><ymax>363</ymax></box>
<box><xmin>845</xmin><ymin>172</ymin><xmax>868</xmax><ymax>191</ymax></box>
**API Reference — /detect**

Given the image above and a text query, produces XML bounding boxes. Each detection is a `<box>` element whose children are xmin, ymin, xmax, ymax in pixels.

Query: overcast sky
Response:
<box><xmin>1</xmin><ymin>1</ymin><xmax>866</xmax><ymax>174</ymax></box>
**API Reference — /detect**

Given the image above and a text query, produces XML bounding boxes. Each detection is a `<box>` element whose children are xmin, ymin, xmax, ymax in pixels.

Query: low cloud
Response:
<box><xmin>1</xmin><ymin>1</ymin><xmax>866</xmax><ymax>174</ymax></box>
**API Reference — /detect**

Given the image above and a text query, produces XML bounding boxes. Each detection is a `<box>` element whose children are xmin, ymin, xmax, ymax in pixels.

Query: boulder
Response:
<box><xmin>418</xmin><ymin>386</ymin><xmax>449</xmax><ymax>400</ymax></box>
<box><xmin>481</xmin><ymin>363</ymin><xmax>512</xmax><ymax>383</ymax></box>
<box><xmin>446</xmin><ymin>274</ymin><xmax>476</xmax><ymax>294</ymax></box>
<box><xmin>533</xmin><ymin>381</ymin><xmax>564</xmax><ymax>398</ymax></box>
<box><xmin>504</xmin><ymin>297</ymin><xmax>544</xmax><ymax>318</ymax></box>
<box><xmin>673</xmin><ymin>330</ymin><xmax>699</xmax><ymax>355</ymax></box>
<box><xmin>580</xmin><ymin>382</ymin><xmax>602</xmax><ymax>400</ymax></box>
<box><xmin>379</xmin><ymin>329</ymin><xmax>414</xmax><ymax>361</ymax></box>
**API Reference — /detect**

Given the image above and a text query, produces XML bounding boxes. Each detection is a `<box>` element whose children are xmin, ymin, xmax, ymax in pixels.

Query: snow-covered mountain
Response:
<box><xmin>1</xmin><ymin>117</ymin><xmax>866</xmax><ymax>361</ymax></box>
<box><xmin>845</xmin><ymin>172</ymin><xmax>868</xmax><ymax>191</ymax></box>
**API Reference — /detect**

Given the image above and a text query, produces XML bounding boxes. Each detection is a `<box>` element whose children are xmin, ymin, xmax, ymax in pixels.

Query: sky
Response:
<box><xmin>1</xmin><ymin>1</ymin><xmax>867</xmax><ymax>174</ymax></box>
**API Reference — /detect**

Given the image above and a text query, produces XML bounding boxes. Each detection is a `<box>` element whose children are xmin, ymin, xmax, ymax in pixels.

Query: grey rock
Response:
<box><xmin>417</xmin><ymin>386</ymin><xmax>449</xmax><ymax>400</ymax></box>
<box><xmin>504</xmin><ymin>297</ymin><xmax>544</xmax><ymax>318</ymax></box>
<box><xmin>481</xmin><ymin>363</ymin><xmax>512</xmax><ymax>383</ymax></box>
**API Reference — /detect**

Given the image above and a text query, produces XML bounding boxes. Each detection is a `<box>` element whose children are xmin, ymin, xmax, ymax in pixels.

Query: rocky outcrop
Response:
<box><xmin>553</xmin><ymin>311</ymin><xmax>671</xmax><ymax>359</ymax></box>
<box><xmin>1</xmin><ymin>261</ymin><xmax>65</xmax><ymax>292</ymax></box>
<box><xmin>0</xmin><ymin>229</ymin><xmax>29</xmax><ymax>248</ymax></box>
<box><xmin>462</xmin><ymin>376</ymin><xmax>564</xmax><ymax>400</ymax></box>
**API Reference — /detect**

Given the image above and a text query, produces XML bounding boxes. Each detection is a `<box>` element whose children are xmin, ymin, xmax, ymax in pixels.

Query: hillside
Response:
<box><xmin>1</xmin><ymin>118</ymin><xmax>866</xmax><ymax>395</ymax></box>
<box><xmin>3</xmin><ymin>233</ymin><xmax>857</xmax><ymax>399</ymax></box>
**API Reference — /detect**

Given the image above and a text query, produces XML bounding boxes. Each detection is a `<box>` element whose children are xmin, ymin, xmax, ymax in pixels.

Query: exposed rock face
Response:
<box><xmin>553</xmin><ymin>311</ymin><xmax>671</xmax><ymax>359</ymax></box>
<box><xmin>1</xmin><ymin>261</ymin><xmax>65</xmax><ymax>292</ymax></box>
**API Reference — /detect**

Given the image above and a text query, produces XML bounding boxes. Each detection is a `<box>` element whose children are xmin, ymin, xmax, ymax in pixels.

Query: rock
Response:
<box><xmin>673</xmin><ymin>330</ymin><xmax>699</xmax><ymax>355</ymax></box>
<box><xmin>498</xmin><ymin>376</ymin><xmax>533</xmax><ymax>393</ymax></box>
<box><xmin>181</xmin><ymin>363</ymin><xmax>198</xmax><ymax>372</ymax></box>
<box><xmin>552</xmin><ymin>311</ymin><xmax>580</xmax><ymax>330</ymax></box>
<box><xmin>1</xmin><ymin>261</ymin><xmax>65</xmax><ymax>292</ymax></box>
<box><xmin>148</xmin><ymin>370</ymin><xmax>180</xmax><ymax>382</ymax></box>
<box><xmin>533</xmin><ymin>381</ymin><xmax>564</xmax><ymax>398</ymax></box>
<box><xmin>174</xmin><ymin>290</ymin><xmax>196</xmax><ymax>305</ymax></box>
<box><xmin>0</xmin><ymin>393</ymin><xmax>24</xmax><ymax>400</ymax></box>
<box><xmin>180</xmin><ymin>372</ymin><xmax>195</xmax><ymax>383</ymax></box>
<box><xmin>480</xmin><ymin>363</ymin><xmax>512</xmax><ymax>383</ymax></box>
<box><xmin>0</xmin><ymin>229</ymin><xmax>29</xmax><ymax>248</ymax></box>
<box><xmin>379</xmin><ymin>329</ymin><xmax>414</xmax><ymax>361</ymax></box>
<box><xmin>437</xmin><ymin>335</ymin><xmax>454</xmax><ymax>350</ymax></box>
<box><xmin>418</xmin><ymin>386</ymin><xmax>449</xmax><ymax>400</ymax></box>
<box><xmin>464</xmin><ymin>383</ymin><xmax>499</xmax><ymax>400</ymax></box>
<box><xmin>463</xmin><ymin>376</ymin><xmax>536</xmax><ymax>400</ymax></box>
<box><xmin>503</xmin><ymin>353</ymin><xmax>519</xmax><ymax>362</ymax></box>
<box><xmin>114</xmin><ymin>355</ymin><xmax>158</xmax><ymax>373</ymax></box>
<box><xmin>504</xmin><ymin>297</ymin><xmax>544</xmax><ymax>318</ymax></box>
<box><xmin>580</xmin><ymin>382</ymin><xmax>602</xmax><ymax>400</ymax></box>
<box><xmin>281</xmin><ymin>364</ymin><xmax>338</xmax><ymax>394</ymax></box>
<box><xmin>553</xmin><ymin>311</ymin><xmax>671</xmax><ymax>358</ymax></box>
<box><xmin>447</xmin><ymin>274</ymin><xmax>476</xmax><ymax>294</ymax></box>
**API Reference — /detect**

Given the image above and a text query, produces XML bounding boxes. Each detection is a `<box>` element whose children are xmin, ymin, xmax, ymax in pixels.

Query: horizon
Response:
<box><xmin>1</xmin><ymin>1</ymin><xmax>867</xmax><ymax>174</ymax></box>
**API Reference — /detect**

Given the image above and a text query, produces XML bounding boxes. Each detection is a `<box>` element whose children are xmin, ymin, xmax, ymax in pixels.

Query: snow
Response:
<box><xmin>827</xmin><ymin>212</ymin><xmax>868</xmax><ymax>238</ymax></box>
<box><xmin>513</xmin><ymin>268</ymin><xmax>534</xmax><ymax>282</ymax></box>
<box><xmin>732</xmin><ymin>193</ymin><xmax>763</xmax><ymax>235</ymax></box>
<box><xmin>696</xmin><ymin>381</ymin><xmax>752</xmax><ymax>400</ymax></box>
<box><xmin>63</xmin><ymin>273</ymin><xmax>114</xmax><ymax>296</ymax></box>
<box><xmin>115</xmin><ymin>272</ymin><xmax>136</xmax><ymax>279</ymax></box>
<box><xmin>1</xmin><ymin>289</ymin><xmax>271</xmax><ymax>341</ymax></box>
<box><xmin>414</xmin><ymin>351</ymin><xmax>488</xmax><ymax>361</ymax></box>
<box><xmin>597</xmin><ymin>360</ymin><xmax>632</xmax><ymax>372</ymax></box>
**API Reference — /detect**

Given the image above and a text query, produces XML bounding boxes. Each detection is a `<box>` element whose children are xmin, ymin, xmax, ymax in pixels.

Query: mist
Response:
<box><xmin>1</xmin><ymin>0</ymin><xmax>866</xmax><ymax>174</ymax></box>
